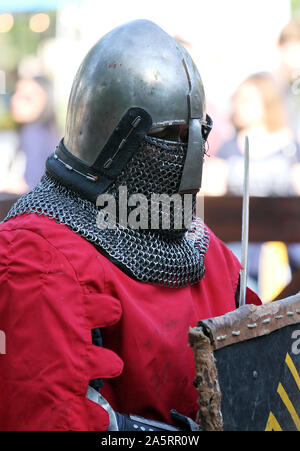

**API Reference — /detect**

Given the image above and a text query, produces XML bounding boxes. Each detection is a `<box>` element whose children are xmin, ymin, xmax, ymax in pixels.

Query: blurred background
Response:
<box><xmin>0</xmin><ymin>0</ymin><xmax>299</xmax><ymax>302</ymax></box>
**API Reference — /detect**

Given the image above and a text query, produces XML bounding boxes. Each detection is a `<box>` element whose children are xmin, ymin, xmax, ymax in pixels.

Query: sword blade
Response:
<box><xmin>239</xmin><ymin>136</ymin><xmax>250</xmax><ymax>306</ymax></box>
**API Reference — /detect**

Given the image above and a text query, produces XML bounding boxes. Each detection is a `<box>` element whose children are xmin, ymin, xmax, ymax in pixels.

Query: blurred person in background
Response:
<box><xmin>209</xmin><ymin>72</ymin><xmax>300</xmax><ymax>196</ymax></box>
<box><xmin>203</xmin><ymin>72</ymin><xmax>300</xmax><ymax>297</ymax></box>
<box><xmin>10</xmin><ymin>75</ymin><xmax>59</xmax><ymax>191</ymax></box>
<box><xmin>276</xmin><ymin>19</ymin><xmax>300</xmax><ymax>144</ymax></box>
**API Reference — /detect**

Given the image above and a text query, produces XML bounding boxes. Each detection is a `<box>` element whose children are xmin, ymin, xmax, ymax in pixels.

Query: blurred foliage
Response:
<box><xmin>0</xmin><ymin>96</ymin><xmax>15</xmax><ymax>129</ymax></box>
<box><xmin>291</xmin><ymin>0</ymin><xmax>300</xmax><ymax>16</ymax></box>
<box><xmin>0</xmin><ymin>10</ymin><xmax>56</xmax><ymax>129</ymax></box>
<box><xmin>0</xmin><ymin>11</ymin><xmax>56</xmax><ymax>76</ymax></box>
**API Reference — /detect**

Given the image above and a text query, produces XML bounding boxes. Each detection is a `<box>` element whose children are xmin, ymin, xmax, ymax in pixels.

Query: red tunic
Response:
<box><xmin>0</xmin><ymin>213</ymin><xmax>260</xmax><ymax>430</ymax></box>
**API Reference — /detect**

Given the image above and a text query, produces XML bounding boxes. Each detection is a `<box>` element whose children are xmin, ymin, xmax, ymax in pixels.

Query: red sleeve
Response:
<box><xmin>0</xmin><ymin>227</ymin><xmax>123</xmax><ymax>431</ymax></box>
<box><xmin>246</xmin><ymin>286</ymin><xmax>262</xmax><ymax>306</ymax></box>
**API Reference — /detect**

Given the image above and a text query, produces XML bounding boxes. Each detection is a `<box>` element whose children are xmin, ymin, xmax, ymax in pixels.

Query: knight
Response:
<box><xmin>0</xmin><ymin>19</ymin><xmax>260</xmax><ymax>431</ymax></box>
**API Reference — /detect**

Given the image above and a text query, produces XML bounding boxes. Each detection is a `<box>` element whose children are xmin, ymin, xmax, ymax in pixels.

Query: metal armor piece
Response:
<box><xmin>5</xmin><ymin>153</ymin><xmax>210</xmax><ymax>288</ymax></box>
<box><xmin>86</xmin><ymin>386</ymin><xmax>182</xmax><ymax>431</ymax></box>
<box><xmin>4</xmin><ymin>20</ymin><xmax>211</xmax><ymax>288</ymax></box>
<box><xmin>63</xmin><ymin>19</ymin><xmax>208</xmax><ymax>194</ymax></box>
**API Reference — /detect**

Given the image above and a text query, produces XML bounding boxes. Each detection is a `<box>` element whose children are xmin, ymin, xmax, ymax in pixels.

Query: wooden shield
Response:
<box><xmin>189</xmin><ymin>293</ymin><xmax>300</xmax><ymax>431</ymax></box>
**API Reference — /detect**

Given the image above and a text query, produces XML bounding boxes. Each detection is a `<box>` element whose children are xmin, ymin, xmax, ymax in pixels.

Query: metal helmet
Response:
<box><xmin>47</xmin><ymin>19</ymin><xmax>212</xmax><ymax>202</ymax></box>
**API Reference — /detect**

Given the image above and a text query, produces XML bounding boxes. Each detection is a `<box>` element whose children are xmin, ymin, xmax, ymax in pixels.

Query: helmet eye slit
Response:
<box><xmin>149</xmin><ymin>125</ymin><xmax>189</xmax><ymax>143</ymax></box>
